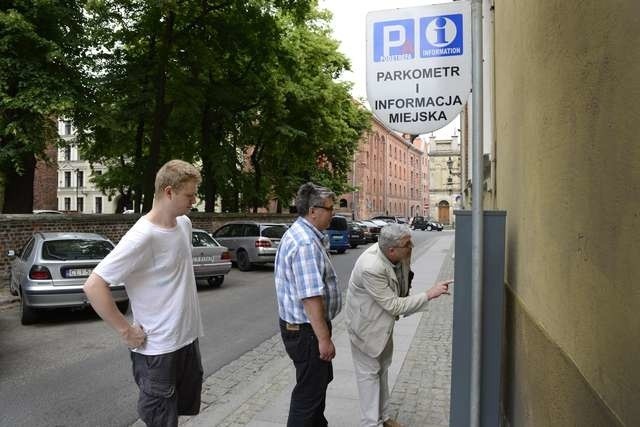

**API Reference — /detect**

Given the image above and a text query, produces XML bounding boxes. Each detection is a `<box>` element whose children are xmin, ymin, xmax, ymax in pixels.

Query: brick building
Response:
<box><xmin>338</xmin><ymin>117</ymin><xmax>426</xmax><ymax>220</ymax></box>
<box><xmin>32</xmin><ymin>144</ymin><xmax>59</xmax><ymax>211</ymax></box>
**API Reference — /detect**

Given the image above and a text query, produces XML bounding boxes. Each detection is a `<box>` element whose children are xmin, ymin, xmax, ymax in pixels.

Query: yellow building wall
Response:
<box><xmin>494</xmin><ymin>1</ymin><xmax>640</xmax><ymax>425</ymax></box>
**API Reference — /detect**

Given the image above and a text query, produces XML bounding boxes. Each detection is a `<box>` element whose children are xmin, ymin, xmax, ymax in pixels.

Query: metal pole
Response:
<box><xmin>470</xmin><ymin>0</ymin><xmax>484</xmax><ymax>426</ymax></box>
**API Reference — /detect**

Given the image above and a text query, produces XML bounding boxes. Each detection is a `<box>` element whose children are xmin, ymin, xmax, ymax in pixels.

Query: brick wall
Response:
<box><xmin>0</xmin><ymin>212</ymin><xmax>296</xmax><ymax>287</ymax></box>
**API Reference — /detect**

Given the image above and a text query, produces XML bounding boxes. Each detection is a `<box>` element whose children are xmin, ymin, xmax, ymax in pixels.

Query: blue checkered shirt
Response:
<box><xmin>275</xmin><ymin>217</ymin><xmax>342</xmax><ymax>323</ymax></box>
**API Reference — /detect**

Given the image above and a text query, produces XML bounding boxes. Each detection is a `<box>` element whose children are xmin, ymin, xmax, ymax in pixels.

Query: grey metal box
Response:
<box><xmin>450</xmin><ymin>210</ymin><xmax>506</xmax><ymax>427</ymax></box>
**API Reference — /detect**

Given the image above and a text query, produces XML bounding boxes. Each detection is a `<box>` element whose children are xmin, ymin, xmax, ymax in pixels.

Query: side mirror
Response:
<box><xmin>7</xmin><ymin>250</ymin><xmax>16</xmax><ymax>257</ymax></box>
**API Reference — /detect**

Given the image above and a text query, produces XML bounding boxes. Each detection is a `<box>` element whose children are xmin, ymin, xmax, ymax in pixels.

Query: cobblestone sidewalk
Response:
<box><xmin>388</xmin><ymin>243</ymin><xmax>455</xmax><ymax>427</ymax></box>
<box><xmin>133</xmin><ymin>237</ymin><xmax>455</xmax><ymax>427</ymax></box>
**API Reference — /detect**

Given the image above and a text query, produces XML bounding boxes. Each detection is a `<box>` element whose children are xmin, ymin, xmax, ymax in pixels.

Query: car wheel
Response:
<box><xmin>426</xmin><ymin>225</ymin><xmax>433</xmax><ymax>231</ymax></box>
<box><xmin>337</xmin><ymin>248</ymin><xmax>346</xmax><ymax>254</ymax></box>
<box><xmin>236</xmin><ymin>250</ymin><xmax>253</xmax><ymax>271</ymax></box>
<box><xmin>20</xmin><ymin>290</ymin><xmax>38</xmax><ymax>325</ymax></box>
<box><xmin>116</xmin><ymin>300</ymin><xmax>130</xmax><ymax>315</ymax></box>
<box><xmin>208</xmin><ymin>276</ymin><xmax>224</xmax><ymax>288</ymax></box>
<box><xmin>350</xmin><ymin>244</ymin><xmax>358</xmax><ymax>249</ymax></box>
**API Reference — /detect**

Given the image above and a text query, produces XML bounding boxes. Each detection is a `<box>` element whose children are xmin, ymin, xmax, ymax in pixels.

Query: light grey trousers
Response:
<box><xmin>350</xmin><ymin>338</ymin><xmax>394</xmax><ymax>427</ymax></box>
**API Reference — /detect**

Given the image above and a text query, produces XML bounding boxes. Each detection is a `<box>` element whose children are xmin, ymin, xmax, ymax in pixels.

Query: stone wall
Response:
<box><xmin>0</xmin><ymin>212</ymin><xmax>296</xmax><ymax>287</ymax></box>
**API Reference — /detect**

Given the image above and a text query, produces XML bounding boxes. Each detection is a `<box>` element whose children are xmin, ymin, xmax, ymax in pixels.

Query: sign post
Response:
<box><xmin>367</xmin><ymin>2</ymin><xmax>486</xmax><ymax>426</ymax></box>
<box><xmin>366</xmin><ymin>2</ymin><xmax>471</xmax><ymax>134</ymax></box>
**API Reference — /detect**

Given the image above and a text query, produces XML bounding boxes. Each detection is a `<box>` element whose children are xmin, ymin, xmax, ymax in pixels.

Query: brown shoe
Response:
<box><xmin>383</xmin><ymin>419</ymin><xmax>402</xmax><ymax>427</ymax></box>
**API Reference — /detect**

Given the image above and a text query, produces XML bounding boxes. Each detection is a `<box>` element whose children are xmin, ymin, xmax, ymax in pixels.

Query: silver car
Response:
<box><xmin>7</xmin><ymin>232</ymin><xmax>128</xmax><ymax>325</ymax></box>
<box><xmin>192</xmin><ymin>229</ymin><xmax>232</xmax><ymax>287</ymax></box>
<box><xmin>211</xmin><ymin>221</ymin><xmax>287</xmax><ymax>271</ymax></box>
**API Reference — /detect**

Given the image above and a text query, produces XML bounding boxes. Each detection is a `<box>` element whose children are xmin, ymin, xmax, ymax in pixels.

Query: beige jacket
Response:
<box><xmin>346</xmin><ymin>244</ymin><xmax>429</xmax><ymax>358</ymax></box>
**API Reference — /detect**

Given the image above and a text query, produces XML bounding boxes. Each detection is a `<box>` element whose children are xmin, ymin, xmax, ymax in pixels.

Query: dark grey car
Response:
<box><xmin>7</xmin><ymin>232</ymin><xmax>128</xmax><ymax>325</ymax></box>
<box><xmin>211</xmin><ymin>222</ymin><xmax>287</xmax><ymax>271</ymax></box>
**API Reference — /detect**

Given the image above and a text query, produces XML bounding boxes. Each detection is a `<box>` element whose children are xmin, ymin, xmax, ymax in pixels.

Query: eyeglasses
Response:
<box><xmin>313</xmin><ymin>205</ymin><xmax>335</xmax><ymax>212</ymax></box>
<box><xmin>394</xmin><ymin>241</ymin><xmax>414</xmax><ymax>249</ymax></box>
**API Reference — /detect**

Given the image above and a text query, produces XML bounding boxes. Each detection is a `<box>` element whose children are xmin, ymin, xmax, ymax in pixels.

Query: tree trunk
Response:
<box><xmin>0</xmin><ymin>169</ymin><xmax>6</xmax><ymax>213</ymax></box>
<box><xmin>2</xmin><ymin>153</ymin><xmax>36</xmax><ymax>213</ymax></box>
<box><xmin>141</xmin><ymin>10</ymin><xmax>175</xmax><ymax>212</ymax></box>
<box><xmin>132</xmin><ymin>116</ymin><xmax>145</xmax><ymax>212</ymax></box>
<box><xmin>200</xmin><ymin>103</ymin><xmax>217</xmax><ymax>212</ymax></box>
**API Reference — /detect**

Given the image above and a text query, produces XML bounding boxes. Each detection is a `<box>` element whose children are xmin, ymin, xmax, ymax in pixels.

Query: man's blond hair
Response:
<box><xmin>154</xmin><ymin>160</ymin><xmax>202</xmax><ymax>197</ymax></box>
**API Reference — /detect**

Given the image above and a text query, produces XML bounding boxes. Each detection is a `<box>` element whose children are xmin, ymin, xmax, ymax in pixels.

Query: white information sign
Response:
<box><xmin>366</xmin><ymin>2</ymin><xmax>471</xmax><ymax>134</ymax></box>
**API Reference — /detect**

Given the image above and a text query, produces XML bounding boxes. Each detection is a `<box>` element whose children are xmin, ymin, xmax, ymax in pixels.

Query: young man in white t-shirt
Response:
<box><xmin>83</xmin><ymin>159</ymin><xmax>204</xmax><ymax>427</ymax></box>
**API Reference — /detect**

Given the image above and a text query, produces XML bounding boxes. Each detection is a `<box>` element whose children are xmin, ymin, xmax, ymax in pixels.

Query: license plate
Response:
<box><xmin>332</xmin><ymin>235</ymin><xmax>342</xmax><ymax>240</ymax></box>
<box><xmin>66</xmin><ymin>268</ymin><xmax>93</xmax><ymax>277</ymax></box>
<box><xmin>193</xmin><ymin>256</ymin><xmax>214</xmax><ymax>264</ymax></box>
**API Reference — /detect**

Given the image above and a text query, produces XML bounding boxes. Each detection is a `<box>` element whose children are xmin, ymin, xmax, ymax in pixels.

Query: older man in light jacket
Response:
<box><xmin>346</xmin><ymin>224</ymin><xmax>452</xmax><ymax>427</ymax></box>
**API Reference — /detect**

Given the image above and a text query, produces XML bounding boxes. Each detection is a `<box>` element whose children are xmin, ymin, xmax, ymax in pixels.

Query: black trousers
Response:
<box><xmin>280</xmin><ymin>319</ymin><xmax>333</xmax><ymax>427</ymax></box>
<box><xmin>130</xmin><ymin>339</ymin><xmax>203</xmax><ymax>427</ymax></box>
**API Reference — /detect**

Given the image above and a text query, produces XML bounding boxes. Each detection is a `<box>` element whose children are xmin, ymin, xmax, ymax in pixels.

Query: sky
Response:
<box><xmin>319</xmin><ymin>0</ymin><xmax>459</xmax><ymax>137</ymax></box>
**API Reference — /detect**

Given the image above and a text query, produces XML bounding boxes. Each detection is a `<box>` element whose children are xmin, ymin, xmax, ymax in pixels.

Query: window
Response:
<box><xmin>261</xmin><ymin>225</ymin><xmax>287</xmax><ymax>239</ymax></box>
<box><xmin>95</xmin><ymin>197</ymin><xmax>102</xmax><ymax>214</ymax></box>
<box><xmin>76</xmin><ymin>170</ymin><xmax>84</xmax><ymax>188</ymax></box>
<box><xmin>64</xmin><ymin>197</ymin><xmax>71</xmax><ymax>211</ymax></box>
<box><xmin>64</xmin><ymin>121</ymin><xmax>72</xmax><ymax>135</ymax></box>
<box><xmin>42</xmin><ymin>239</ymin><xmax>114</xmax><ymax>261</ymax></box>
<box><xmin>243</xmin><ymin>224</ymin><xmax>260</xmax><ymax>237</ymax></box>
<box><xmin>77</xmin><ymin>197</ymin><xmax>84</xmax><ymax>212</ymax></box>
<box><xmin>339</xmin><ymin>198</ymin><xmax>348</xmax><ymax>208</ymax></box>
<box><xmin>64</xmin><ymin>146</ymin><xmax>71</xmax><ymax>161</ymax></box>
<box><xmin>64</xmin><ymin>172</ymin><xmax>71</xmax><ymax>187</ymax></box>
<box><xmin>192</xmin><ymin>231</ymin><xmax>220</xmax><ymax>248</ymax></box>
<box><xmin>212</xmin><ymin>225</ymin><xmax>232</xmax><ymax>238</ymax></box>
<box><xmin>20</xmin><ymin>238</ymin><xmax>35</xmax><ymax>261</ymax></box>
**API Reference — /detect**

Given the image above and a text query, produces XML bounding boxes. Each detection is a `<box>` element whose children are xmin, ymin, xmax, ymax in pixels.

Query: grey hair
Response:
<box><xmin>295</xmin><ymin>182</ymin><xmax>336</xmax><ymax>217</ymax></box>
<box><xmin>378</xmin><ymin>223</ymin><xmax>412</xmax><ymax>252</ymax></box>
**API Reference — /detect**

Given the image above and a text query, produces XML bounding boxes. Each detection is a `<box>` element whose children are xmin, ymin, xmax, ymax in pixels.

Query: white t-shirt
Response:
<box><xmin>94</xmin><ymin>215</ymin><xmax>204</xmax><ymax>355</ymax></box>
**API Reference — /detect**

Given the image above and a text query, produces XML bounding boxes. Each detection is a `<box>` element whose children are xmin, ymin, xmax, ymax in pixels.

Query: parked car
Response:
<box><xmin>369</xmin><ymin>219</ymin><xmax>391</xmax><ymax>228</ymax></box>
<box><xmin>211</xmin><ymin>221</ymin><xmax>287</xmax><ymax>271</ymax></box>
<box><xmin>411</xmin><ymin>216</ymin><xmax>444</xmax><ymax>231</ymax></box>
<box><xmin>7</xmin><ymin>232</ymin><xmax>128</xmax><ymax>325</ymax></box>
<box><xmin>191</xmin><ymin>229</ymin><xmax>231</xmax><ymax>288</ymax></box>
<box><xmin>324</xmin><ymin>216</ymin><xmax>350</xmax><ymax>254</ymax></box>
<box><xmin>32</xmin><ymin>210</ymin><xmax>64</xmax><ymax>215</ymax></box>
<box><xmin>357</xmin><ymin>220</ymin><xmax>380</xmax><ymax>242</ymax></box>
<box><xmin>347</xmin><ymin>221</ymin><xmax>367</xmax><ymax>248</ymax></box>
<box><xmin>370</xmin><ymin>215</ymin><xmax>408</xmax><ymax>224</ymax></box>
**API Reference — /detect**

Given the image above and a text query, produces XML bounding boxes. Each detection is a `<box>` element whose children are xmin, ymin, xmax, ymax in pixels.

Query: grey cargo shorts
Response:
<box><xmin>130</xmin><ymin>339</ymin><xmax>203</xmax><ymax>427</ymax></box>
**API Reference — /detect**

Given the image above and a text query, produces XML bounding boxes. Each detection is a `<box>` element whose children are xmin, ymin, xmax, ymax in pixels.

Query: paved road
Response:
<box><xmin>0</xmin><ymin>230</ymin><xmax>443</xmax><ymax>426</ymax></box>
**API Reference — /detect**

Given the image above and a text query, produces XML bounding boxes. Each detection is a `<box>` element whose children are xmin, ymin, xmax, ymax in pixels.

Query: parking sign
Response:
<box><xmin>367</xmin><ymin>2</ymin><xmax>471</xmax><ymax>134</ymax></box>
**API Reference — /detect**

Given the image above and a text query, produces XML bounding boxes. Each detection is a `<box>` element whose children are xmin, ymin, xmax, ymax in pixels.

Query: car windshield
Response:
<box><xmin>261</xmin><ymin>225</ymin><xmax>287</xmax><ymax>239</ymax></box>
<box><xmin>193</xmin><ymin>232</ymin><xmax>220</xmax><ymax>247</ymax></box>
<box><xmin>42</xmin><ymin>239</ymin><xmax>114</xmax><ymax>261</ymax></box>
<box><xmin>329</xmin><ymin>217</ymin><xmax>348</xmax><ymax>230</ymax></box>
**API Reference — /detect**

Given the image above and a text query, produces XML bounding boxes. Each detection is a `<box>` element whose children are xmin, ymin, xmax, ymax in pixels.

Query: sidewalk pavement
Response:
<box><xmin>158</xmin><ymin>232</ymin><xmax>455</xmax><ymax>427</ymax></box>
<box><xmin>0</xmin><ymin>283</ymin><xmax>19</xmax><ymax>308</ymax></box>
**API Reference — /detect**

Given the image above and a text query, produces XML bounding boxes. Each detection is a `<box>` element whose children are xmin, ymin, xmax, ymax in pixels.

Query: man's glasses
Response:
<box><xmin>394</xmin><ymin>241</ymin><xmax>414</xmax><ymax>249</ymax></box>
<box><xmin>313</xmin><ymin>205</ymin><xmax>335</xmax><ymax>212</ymax></box>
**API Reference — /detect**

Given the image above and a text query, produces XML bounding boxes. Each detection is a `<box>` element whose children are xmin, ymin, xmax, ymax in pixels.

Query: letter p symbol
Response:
<box><xmin>383</xmin><ymin>25</ymin><xmax>406</xmax><ymax>57</ymax></box>
<box><xmin>373</xmin><ymin>19</ymin><xmax>414</xmax><ymax>62</ymax></box>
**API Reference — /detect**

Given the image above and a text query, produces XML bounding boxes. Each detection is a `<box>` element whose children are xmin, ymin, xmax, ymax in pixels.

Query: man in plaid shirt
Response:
<box><xmin>275</xmin><ymin>182</ymin><xmax>342</xmax><ymax>427</ymax></box>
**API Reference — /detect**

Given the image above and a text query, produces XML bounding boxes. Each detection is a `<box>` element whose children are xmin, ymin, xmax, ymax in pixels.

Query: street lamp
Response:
<box><xmin>447</xmin><ymin>156</ymin><xmax>461</xmax><ymax>176</ymax></box>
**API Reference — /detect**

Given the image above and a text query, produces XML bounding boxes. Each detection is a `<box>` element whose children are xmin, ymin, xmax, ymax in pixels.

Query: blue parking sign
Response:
<box><xmin>373</xmin><ymin>19</ymin><xmax>414</xmax><ymax>62</ymax></box>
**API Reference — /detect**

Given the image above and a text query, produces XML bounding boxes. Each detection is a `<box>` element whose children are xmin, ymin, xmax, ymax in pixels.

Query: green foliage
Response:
<box><xmin>1</xmin><ymin>0</ymin><xmax>372</xmax><ymax>213</ymax></box>
<box><xmin>0</xmin><ymin>1</ymin><xmax>87</xmax><ymax>211</ymax></box>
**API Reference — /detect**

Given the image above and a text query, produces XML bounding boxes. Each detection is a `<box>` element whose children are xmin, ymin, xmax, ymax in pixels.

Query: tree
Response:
<box><xmin>246</xmin><ymin>9</ymin><xmax>371</xmax><ymax>209</ymax></box>
<box><xmin>0</xmin><ymin>1</ymin><xmax>86</xmax><ymax>213</ymax></box>
<box><xmin>76</xmin><ymin>0</ymin><xmax>370</xmax><ymax>213</ymax></box>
